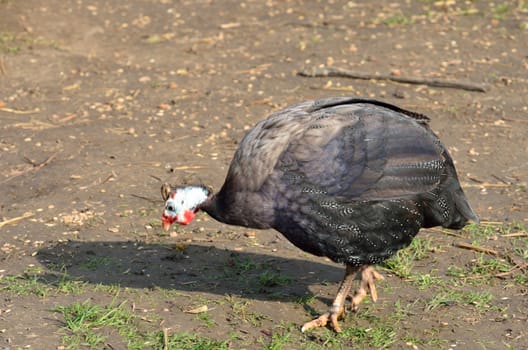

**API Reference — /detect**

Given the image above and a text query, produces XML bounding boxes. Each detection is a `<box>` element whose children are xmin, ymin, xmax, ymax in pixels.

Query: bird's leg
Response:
<box><xmin>302</xmin><ymin>265</ymin><xmax>385</xmax><ymax>332</ymax></box>
<box><xmin>350</xmin><ymin>265</ymin><xmax>384</xmax><ymax>312</ymax></box>
<box><xmin>301</xmin><ymin>265</ymin><xmax>359</xmax><ymax>333</ymax></box>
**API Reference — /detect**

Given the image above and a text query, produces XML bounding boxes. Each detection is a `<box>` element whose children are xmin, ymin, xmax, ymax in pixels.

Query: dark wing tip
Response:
<box><xmin>307</xmin><ymin>97</ymin><xmax>430</xmax><ymax>123</ymax></box>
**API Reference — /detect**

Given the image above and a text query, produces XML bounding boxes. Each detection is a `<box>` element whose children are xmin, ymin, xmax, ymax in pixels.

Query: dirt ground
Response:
<box><xmin>1</xmin><ymin>0</ymin><xmax>527</xmax><ymax>349</ymax></box>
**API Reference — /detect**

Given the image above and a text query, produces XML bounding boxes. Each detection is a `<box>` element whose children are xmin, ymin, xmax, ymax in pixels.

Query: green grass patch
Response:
<box><xmin>383</xmin><ymin>13</ymin><xmax>413</xmax><ymax>26</ymax></box>
<box><xmin>219</xmin><ymin>254</ymin><xmax>293</xmax><ymax>294</ymax></box>
<box><xmin>383</xmin><ymin>249</ymin><xmax>415</xmax><ymax>279</ymax></box>
<box><xmin>55</xmin><ymin>297</ymin><xmax>232</xmax><ymax>349</ymax></box>
<box><xmin>451</xmin><ymin>222</ymin><xmax>527</xmax><ymax>285</ymax></box>
<box><xmin>464</xmin><ymin>221</ymin><xmax>526</xmax><ymax>241</ymax></box>
<box><xmin>296</xmin><ymin>293</ymin><xmax>317</xmax><ymax>305</ymax></box>
<box><xmin>195</xmin><ymin>311</ymin><xmax>216</xmax><ymax>327</ymax></box>
<box><xmin>0</xmin><ymin>32</ymin><xmax>21</xmax><ymax>53</ymax></box>
<box><xmin>301</xmin><ymin>301</ymin><xmax>434</xmax><ymax>349</ymax></box>
<box><xmin>258</xmin><ymin>271</ymin><xmax>292</xmax><ymax>288</ymax></box>
<box><xmin>93</xmin><ymin>283</ymin><xmax>123</xmax><ymax>295</ymax></box>
<box><xmin>492</xmin><ymin>3</ymin><xmax>510</xmax><ymax>20</ymax></box>
<box><xmin>382</xmin><ymin>237</ymin><xmax>436</xmax><ymax>278</ymax></box>
<box><xmin>411</xmin><ymin>272</ymin><xmax>445</xmax><ymax>290</ymax></box>
<box><xmin>55</xmin><ymin>299</ymin><xmax>136</xmax><ymax>349</ymax></box>
<box><xmin>0</xmin><ymin>31</ymin><xmax>59</xmax><ymax>53</ymax></box>
<box><xmin>318</xmin><ymin>323</ymin><xmax>397</xmax><ymax>349</ymax></box>
<box><xmin>80</xmin><ymin>256</ymin><xmax>113</xmax><ymax>271</ymax></box>
<box><xmin>0</xmin><ymin>268</ymin><xmax>103</xmax><ymax>297</ymax></box>
<box><xmin>56</xmin><ymin>277</ymin><xmax>90</xmax><ymax>295</ymax></box>
<box><xmin>462</xmin><ymin>223</ymin><xmax>496</xmax><ymax>245</ymax></box>
<box><xmin>154</xmin><ymin>331</ymin><xmax>230</xmax><ymax>350</ymax></box>
<box><xmin>259</xmin><ymin>323</ymin><xmax>296</xmax><ymax>350</ymax></box>
<box><xmin>228</xmin><ymin>255</ymin><xmax>258</xmax><ymax>274</ymax></box>
<box><xmin>426</xmin><ymin>289</ymin><xmax>493</xmax><ymax>312</ymax></box>
<box><xmin>469</xmin><ymin>255</ymin><xmax>511</xmax><ymax>276</ymax></box>
<box><xmin>226</xmin><ymin>296</ymin><xmax>269</xmax><ymax>327</ymax></box>
<box><xmin>0</xmin><ymin>272</ymin><xmax>50</xmax><ymax>297</ymax></box>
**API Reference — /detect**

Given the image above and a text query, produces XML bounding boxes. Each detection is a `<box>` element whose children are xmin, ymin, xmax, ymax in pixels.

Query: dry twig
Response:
<box><xmin>0</xmin><ymin>56</ymin><xmax>6</xmax><ymax>75</ymax></box>
<box><xmin>130</xmin><ymin>194</ymin><xmax>160</xmax><ymax>204</ymax></box>
<box><xmin>0</xmin><ymin>107</ymin><xmax>40</xmax><ymax>114</ymax></box>
<box><xmin>454</xmin><ymin>242</ymin><xmax>499</xmax><ymax>256</ymax></box>
<box><xmin>1</xmin><ymin>152</ymin><xmax>58</xmax><ymax>184</ymax></box>
<box><xmin>0</xmin><ymin>212</ymin><xmax>34</xmax><ymax>228</ymax></box>
<box><xmin>495</xmin><ymin>263</ymin><xmax>528</xmax><ymax>279</ymax></box>
<box><xmin>163</xmin><ymin>328</ymin><xmax>169</xmax><ymax>350</ymax></box>
<box><xmin>501</xmin><ymin>232</ymin><xmax>528</xmax><ymax>238</ymax></box>
<box><xmin>428</xmin><ymin>227</ymin><xmax>465</xmax><ymax>238</ymax></box>
<box><xmin>461</xmin><ymin>182</ymin><xmax>510</xmax><ymax>188</ymax></box>
<box><xmin>298</xmin><ymin>66</ymin><xmax>487</xmax><ymax>92</ymax></box>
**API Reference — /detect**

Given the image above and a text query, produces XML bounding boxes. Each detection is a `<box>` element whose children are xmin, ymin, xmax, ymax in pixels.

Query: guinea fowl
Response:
<box><xmin>161</xmin><ymin>97</ymin><xmax>479</xmax><ymax>332</ymax></box>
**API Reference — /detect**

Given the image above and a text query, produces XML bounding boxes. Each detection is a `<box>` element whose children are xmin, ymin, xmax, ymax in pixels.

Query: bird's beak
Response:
<box><xmin>161</xmin><ymin>215</ymin><xmax>172</xmax><ymax>231</ymax></box>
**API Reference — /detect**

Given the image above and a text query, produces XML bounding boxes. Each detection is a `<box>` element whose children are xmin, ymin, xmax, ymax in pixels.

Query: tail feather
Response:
<box><xmin>456</xmin><ymin>194</ymin><xmax>479</xmax><ymax>224</ymax></box>
<box><xmin>446</xmin><ymin>187</ymin><xmax>479</xmax><ymax>229</ymax></box>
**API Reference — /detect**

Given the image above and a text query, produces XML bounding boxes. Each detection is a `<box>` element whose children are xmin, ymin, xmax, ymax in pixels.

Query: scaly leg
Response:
<box><xmin>301</xmin><ymin>265</ymin><xmax>359</xmax><ymax>333</ymax></box>
<box><xmin>301</xmin><ymin>264</ymin><xmax>384</xmax><ymax>333</ymax></box>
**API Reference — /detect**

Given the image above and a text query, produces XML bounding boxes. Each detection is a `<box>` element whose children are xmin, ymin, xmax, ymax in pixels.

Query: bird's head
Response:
<box><xmin>160</xmin><ymin>183</ymin><xmax>211</xmax><ymax>230</ymax></box>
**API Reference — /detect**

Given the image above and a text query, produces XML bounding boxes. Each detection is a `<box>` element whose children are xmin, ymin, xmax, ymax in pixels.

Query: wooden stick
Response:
<box><xmin>501</xmin><ymin>232</ymin><xmax>528</xmax><ymax>238</ymax></box>
<box><xmin>479</xmin><ymin>221</ymin><xmax>504</xmax><ymax>225</ymax></box>
<box><xmin>454</xmin><ymin>242</ymin><xmax>499</xmax><ymax>256</ymax></box>
<box><xmin>0</xmin><ymin>107</ymin><xmax>40</xmax><ymax>114</ymax></box>
<box><xmin>298</xmin><ymin>66</ymin><xmax>487</xmax><ymax>92</ymax></box>
<box><xmin>309</xmin><ymin>85</ymin><xmax>356</xmax><ymax>92</ymax></box>
<box><xmin>1</xmin><ymin>152</ymin><xmax>58</xmax><ymax>184</ymax></box>
<box><xmin>428</xmin><ymin>227</ymin><xmax>466</xmax><ymax>238</ymax></box>
<box><xmin>443</xmin><ymin>231</ymin><xmax>466</xmax><ymax>239</ymax></box>
<box><xmin>172</xmin><ymin>165</ymin><xmax>205</xmax><ymax>170</ymax></box>
<box><xmin>495</xmin><ymin>263</ymin><xmax>528</xmax><ymax>279</ymax></box>
<box><xmin>163</xmin><ymin>328</ymin><xmax>169</xmax><ymax>350</ymax></box>
<box><xmin>0</xmin><ymin>56</ymin><xmax>6</xmax><ymax>75</ymax></box>
<box><xmin>130</xmin><ymin>194</ymin><xmax>160</xmax><ymax>204</ymax></box>
<box><xmin>31</xmin><ymin>152</ymin><xmax>57</xmax><ymax>170</ymax></box>
<box><xmin>461</xmin><ymin>182</ymin><xmax>510</xmax><ymax>188</ymax></box>
<box><xmin>0</xmin><ymin>212</ymin><xmax>34</xmax><ymax>228</ymax></box>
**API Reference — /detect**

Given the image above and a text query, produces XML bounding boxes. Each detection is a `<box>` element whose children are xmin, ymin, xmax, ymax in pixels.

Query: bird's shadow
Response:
<box><xmin>37</xmin><ymin>240</ymin><xmax>342</xmax><ymax>303</ymax></box>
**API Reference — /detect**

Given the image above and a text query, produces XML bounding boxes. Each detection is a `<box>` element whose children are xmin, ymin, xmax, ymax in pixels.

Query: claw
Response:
<box><xmin>302</xmin><ymin>265</ymin><xmax>384</xmax><ymax>332</ymax></box>
<box><xmin>367</xmin><ymin>268</ymin><xmax>384</xmax><ymax>302</ymax></box>
<box><xmin>302</xmin><ymin>305</ymin><xmax>345</xmax><ymax>333</ymax></box>
<box><xmin>329</xmin><ymin>311</ymin><xmax>342</xmax><ymax>333</ymax></box>
<box><xmin>352</xmin><ymin>266</ymin><xmax>384</xmax><ymax>310</ymax></box>
<box><xmin>301</xmin><ymin>312</ymin><xmax>330</xmax><ymax>333</ymax></box>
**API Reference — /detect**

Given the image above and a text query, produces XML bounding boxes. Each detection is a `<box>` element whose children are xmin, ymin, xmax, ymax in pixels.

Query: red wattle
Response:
<box><xmin>181</xmin><ymin>210</ymin><xmax>196</xmax><ymax>225</ymax></box>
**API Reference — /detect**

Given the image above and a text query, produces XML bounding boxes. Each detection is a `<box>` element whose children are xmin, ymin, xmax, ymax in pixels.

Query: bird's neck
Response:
<box><xmin>201</xmin><ymin>189</ymin><xmax>272</xmax><ymax>229</ymax></box>
<box><xmin>200</xmin><ymin>191</ymin><xmax>226</xmax><ymax>222</ymax></box>
<box><xmin>200</xmin><ymin>189</ymin><xmax>243</xmax><ymax>226</ymax></box>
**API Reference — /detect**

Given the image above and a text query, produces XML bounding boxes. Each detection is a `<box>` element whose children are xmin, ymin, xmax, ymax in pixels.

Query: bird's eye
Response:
<box><xmin>166</xmin><ymin>204</ymin><xmax>174</xmax><ymax>212</ymax></box>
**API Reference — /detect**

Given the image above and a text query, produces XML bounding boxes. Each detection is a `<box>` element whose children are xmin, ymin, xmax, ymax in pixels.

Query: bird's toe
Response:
<box><xmin>301</xmin><ymin>312</ymin><xmax>330</xmax><ymax>333</ymax></box>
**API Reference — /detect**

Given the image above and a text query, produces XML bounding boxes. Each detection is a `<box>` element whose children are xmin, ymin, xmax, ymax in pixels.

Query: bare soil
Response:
<box><xmin>0</xmin><ymin>1</ymin><xmax>527</xmax><ymax>349</ymax></box>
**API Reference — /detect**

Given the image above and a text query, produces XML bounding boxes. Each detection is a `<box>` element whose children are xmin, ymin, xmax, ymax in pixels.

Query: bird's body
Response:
<box><xmin>161</xmin><ymin>97</ymin><xmax>478</xmax><ymax>332</ymax></box>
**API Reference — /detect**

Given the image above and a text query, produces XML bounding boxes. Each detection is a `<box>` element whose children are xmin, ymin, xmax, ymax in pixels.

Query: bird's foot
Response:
<box><xmin>301</xmin><ymin>265</ymin><xmax>382</xmax><ymax>333</ymax></box>
<box><xmin>351</xmin><ymin>266</ymin><xmax>384</xmax><ymax>311</ymax></box>
<box><xmin>301</xmin><ymin>305</ymin><xmax>345</xmax><ymax>333</ymax></box>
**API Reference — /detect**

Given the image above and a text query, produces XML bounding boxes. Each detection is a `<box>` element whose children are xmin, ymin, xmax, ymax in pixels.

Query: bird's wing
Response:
<box><xmin>274</xmin><ymin>98</ymin><xmax>446</xmax><ymax>201</ymax></box>
<box><xmin>223</xmin><ymin>100</ymin><xmax>314</xmax><ymax>192</ymax></box>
